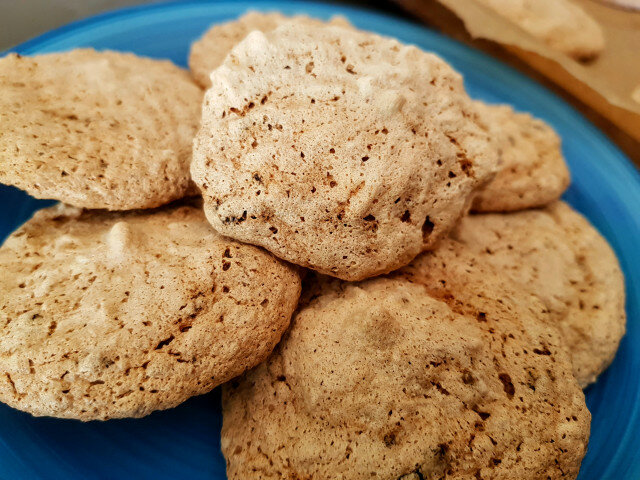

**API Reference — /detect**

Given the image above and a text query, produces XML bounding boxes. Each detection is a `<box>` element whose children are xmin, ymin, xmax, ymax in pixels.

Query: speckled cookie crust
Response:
<box><xmin>452</xmin><ymin>202</ymin><xmax>626</xmax><ymax>387</ymax></box>
<box><xmin>0</xmin><ymin>201</ymin><xmax>301</xmax><ymax>420</ymax></box>
<box><xmin>0</xmin><ymin>49</ymin><xmax>203</xmax><ymax>210</ymax></box>
<box><xmin>189</xmin><ymin>11</ymin><xmax>351</xmax><ymax>88</ymax></box>
<box><xmin>222</xmin><ymin>240</ymin><xmax>590</xmax><ymax>479</ymax></box>
<box><xmin>192</xmin><ymin>23</ymin><xmax>497</xmax><ymax>280</ymax></box>
<box><xmin>472</xmin><ymin>102</ymin><xmax>570</xmax><ymax>212</ymax></box>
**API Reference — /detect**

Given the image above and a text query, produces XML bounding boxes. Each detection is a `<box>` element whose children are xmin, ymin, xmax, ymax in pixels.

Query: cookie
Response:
<box><xmin>472</xmin><ymin>102</ymin><xmax>570</xmax><ymax>212</ymax></box>
<box><xmin>222</xmin><ymin>240</ymin><xmax>590</xmax><ymax>479</ymax></box>
<box><xmin>473</xmin><ymin>0</ymin><xmax>604</xmax><ymax>60</ymax></box>
<box><xmin>0</xmin><ymin>49</ymin><xmax>202</xmax><ymax>210</ymax></box>
<box><xmin>452</xmin><ymin>201</ymin><xmax>626</xmax><ymax>387</ymax></box>
<box><xmin>0</xmin><ymin>201</ymin><xmax>301</xmax><ymax>420</ymax></box>
<box><xmin>192</xmin><ymin>23</ymin><xmax>497</xmax><ymax>280</ymax></box>
<box><xmin>189</xmin><ymin>11</ymin><xmax>351</xmax><ymax>88</ymax></box>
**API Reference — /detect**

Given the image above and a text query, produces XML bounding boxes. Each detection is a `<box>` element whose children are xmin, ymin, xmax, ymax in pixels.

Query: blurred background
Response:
<box><xmin>1</xmin><ymin>0</ymin><xmax>154</xmax><ymax>49</ymax></box>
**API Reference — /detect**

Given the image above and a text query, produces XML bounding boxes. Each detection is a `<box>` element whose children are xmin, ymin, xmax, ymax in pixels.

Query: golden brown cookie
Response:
<box><xmin>0</xmin><ymin>49</ymin><xmax>202</xmax><ymax>210</ymax></box>
<box><xmin>0</xmin><ymin>201</ymin><xmax>301</xmax><ymax>420</ymax></box>
<box><xmin>192</xmin><ymin>23</ymin><xmax>497</xmax><ymax>280</ymax></box>
<box><xmin>472</xmin><ymin>102</ymin><xmax>570</xmax><ymax>212</ymax></box>
<box><xmin>452</xmin><ymin>202</ymin><xmax>626</xmax><ymax>387</ymax></box>
<box><xmin>222</xmin><ymin>240</ymin><xmax>590</xmax><ymax>479</ymax></box>
<box><xmin>189</xmin><ymin>11</ymin><xmax>351</xmax><ymax>88</ymax></box>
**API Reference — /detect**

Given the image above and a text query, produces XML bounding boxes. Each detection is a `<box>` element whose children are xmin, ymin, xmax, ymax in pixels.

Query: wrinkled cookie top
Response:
<box><xmin>192</xmin><ymin>23</ymin><xmax>497</xmax><ymax>280</ymax></box>
<box><xmin>452</xmin><ymin>202</ymin><xmax>626</xmax><ymax>387</ymax></box>
<box><xmin>472</xmin><ymin>102</ymin><xmax>569</xmax><ymax>212</ymax></box>
<box><xmin>222</xmin><ymin>240</ymin><xmax>590</xmax><ymax>479</ymax></box>
<box><xmin>189</xmin><ymin>11</ymin><xmax>351</xmax><ymax>88</ymax></box>
<box><xmin>0</xmin><ymin>201</ymin><xmax>301</xmax><ymax>420</ymax></box>
<box><xmin>473</xmin><ymin>0</ymin><xmax>604</xmax><ymax>60</ymax></box>
<box><xmin>0</xmin><ymin>49</ymin><xmax>202</xmax><ymax>210</ymax></box>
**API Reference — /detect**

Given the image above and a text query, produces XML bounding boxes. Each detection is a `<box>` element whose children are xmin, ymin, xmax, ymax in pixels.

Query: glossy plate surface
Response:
<box><xmin>1</xmin><ymin>1</ymin><xmax>639</xmax><ymax>479</ymax></box>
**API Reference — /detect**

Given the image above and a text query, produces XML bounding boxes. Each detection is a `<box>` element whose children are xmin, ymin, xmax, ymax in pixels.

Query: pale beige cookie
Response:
<box><xmin>222</xmin><ymin>240</ymin><xmax>590</xmax><ymax>479</ymax></box>
<box><xmin>472</xmin><ymin>102</ymin><xmax>570</xmax><ymax>212</ymax></box>
<box><xmin>192</xmin><ymin>24</ymin><xmax>497</xmax><ymax>281</ymax></box>
<box><xmin>452</xmin><ymin>201</ymin><xmax>626</xmax><ymax>387</ymax></box>
<box><xmin>189</xmin><ymin>11</ymin><xmax>351</xmax><ymax>88</ymax></box>
<box><xmin>0</xmin><ymin>49</ymin><xmax>203</xmax><ymax>210</ymax></box>
<box><xmin>472</xmin><ymin>0</ymin><xmax>604</xmax><ymax>60</ymax></box>
<box><xmin>0</xmin><ymin>201</ymin><xmax>301</xmax><ymax>420</ymax></box>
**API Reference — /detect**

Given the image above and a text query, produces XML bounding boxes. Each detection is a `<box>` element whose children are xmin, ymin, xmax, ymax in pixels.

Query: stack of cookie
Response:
<box><xmin>0</xmin><ymin>12</ymin><xmax>626</xmax><ymax>479</ymax></box>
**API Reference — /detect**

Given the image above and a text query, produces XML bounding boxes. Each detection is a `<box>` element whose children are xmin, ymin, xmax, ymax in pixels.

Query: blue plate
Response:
<box><xmin>1</xmin><ymin>1</ymin><xmax>639</xmax><ymax>479</ymax></box>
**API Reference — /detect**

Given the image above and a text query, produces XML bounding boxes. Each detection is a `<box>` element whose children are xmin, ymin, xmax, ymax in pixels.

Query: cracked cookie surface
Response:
<box><xmin>222</xmin><ymin>240</ymin><xmax>590</xmax><ymax>479</ymax></box>
<box><xmin>472</xmin><ymin>102</ymin><xmax>570</xmax><ymax>212</ymax></box>
<box><xmin>0</xmin><ymin>201</ymin><xmax>301</xmax><ymax>420</ymax></box>
<box><xmin>0</xmin><ymin>49</ymin><xmax>202</xmax><ymax>210</ymax></box>
<box><xmin>192</xmin><ymin>23</ymin><xmax>497</xmax><ymax>280</ymax></box>
<box><xmin>453</xmin><ymin>201</ymin><xmax>626</xmax><ymax>387</ymax></box>
<box><xmin>189</xmin><ymin>11</ymin><xmax>351</xmax><ymax>88</ymax></box>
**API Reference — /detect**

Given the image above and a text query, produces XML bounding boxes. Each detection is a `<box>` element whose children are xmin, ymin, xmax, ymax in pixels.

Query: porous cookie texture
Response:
<box><xmin>452</xmin><ymin>201</ymin><xmax>626</xmax><ymax>387</ymax></box>
<box><xmin>189</xmin><ymin>11</ymin><xmax>351</xmax><ymax>88</ymax></box>
<box><xmin>0</xmin><ymin>49</ymin><xmax>202</xmax><ymax>210</ymax></box>
<box><xmin>192</xmin><ymin>24</ymin><xmax>497</xmax><ymax>280</ymax></box>
<box><xmin>222</xmin><ymin>240</ymin><xmax>590</xmax><ymax>479</ymax></box>
<box><xmin>472</xmin><ymin>102</ymin><xmax>570</xmax><ymax>212</ymax></box>
<box><xmin>0</xmin><ymin>202</ymin><xmax>301</xmax><ymax>420</ymax></box>
<box><xmin>472</xmin><ymin>0</ymin><xmax>604</xmax><ymax>60</ymax></box>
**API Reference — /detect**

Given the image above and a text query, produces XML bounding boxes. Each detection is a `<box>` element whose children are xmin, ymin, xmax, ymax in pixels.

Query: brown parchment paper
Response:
<box><xmin>395</xmin><ymin>0</ymin><xmax>640</xmax><ymax>163</ymax></box>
